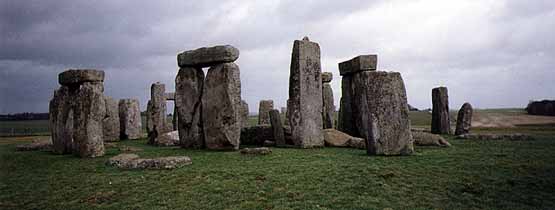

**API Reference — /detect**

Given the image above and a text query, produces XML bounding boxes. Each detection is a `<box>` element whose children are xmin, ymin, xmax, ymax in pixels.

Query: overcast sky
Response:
<box><xmin>1</xmin><ymin>0</ymin><xmax>554</xmax><ymax>114</ymax></box>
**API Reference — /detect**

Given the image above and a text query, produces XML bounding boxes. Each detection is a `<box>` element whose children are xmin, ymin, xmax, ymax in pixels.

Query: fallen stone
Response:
<box><xmin>72</xmin><ymin>81</ymin><xmax>106</xmax><ymax>158</ymax></box>
<box><xmin>288</xmin><ymin>37</ymin><xmax>324</xmax><ymax>148</ymax></box>
<box><xmin>269</xmin><ymin>109</ymin><xmax>285</xmax><ymax>146</ymax></box>
<box><xmin>457</xmin><ymin>133</ymin><xmax>534</xmax><ymax>141</ymax></box>
<box><xmin>322</xmin><ymin>83</ymin><xmax>334</xmax><ymax>129</ymax></box>
<box><xmin>455</xmin><ymin>103</ymin><xmax>473</xmax><ymax>135</ymax></box>
<box><xmin>323</xmin><ymin>129</ymin><xmax>356</xmax><ymax>147</ymax></box>
<box><xmin>338</xmin><ymin>55</ymin><xmax>377</xmax><ymax>76</ymax></box>
<box><xmin>58</xmin><ymin>69</ymin><xmax>104</xmax><ymax>85</ymax></box>
<box><xmin>322</xmin><ymin>72</ymin><xmax>333</xmax><ymax>83</ymax></box>
<box><xmin>175</xmin><ymin>67</ymin><xmax>205</xmax><ymax>149</ymax></box>
<box><xmin>118</xmin><ymin>99</ymin><xmax>142</xmax><ymax>140</ymax></box>
<box><xmin>155</xmin><ymin>131</ymin><xmax>180</xmax><ymax>146</ymax></box>
<box><xmin>347</xmin><ymin>137</ymin><xmax>366</xmax><ymax>150</ymax></box>
<box><xmin>103</xmin><ymin>96</ymin><xmax>120</xmax><ymax>142</ymax></box>
<box><xmin>431</xmin><ymin>87</ymin><xmax>451</xmax><ymax>134</ymax></box>
<box><xmin>107</xmin><ymin>153</ymin><xmax>140</xmax><ymax>168</ymax></box>
<box><xmin>240</xmin><ymin>125</ymin><xmax>273</xmax><ymax>146</ymax></box>
<box><xmin>178</xmin><ymin>45</ymin><xmax>240</xmax><ymax>68</ymax></box>
<box><xmin>202</xmin><ymin>63</ymin><xmax>242</xmax><ymax>150</ymax></box>
<box><xmin>352</xmin><ymin>71</ymin><xmax>413</xmax><ymax>155</ymax></box>
<box><xmin>107</xmin><ymin>154</ymin><xmax>192</xmax><ymax>170</ymax></box>
<box><xmin>412</xmin><ymin>131</ymin><xmax>451</xmax><ymax>147</ymax></box>
<box><xmin>240</xmin><ymin>147</ymin><xmax>272</xmax><ymax>155</ymax></box>
<box><xmin>258</xmin><ymin>100</ymin><xmax>274</xmax><ymax>125</ymax></box>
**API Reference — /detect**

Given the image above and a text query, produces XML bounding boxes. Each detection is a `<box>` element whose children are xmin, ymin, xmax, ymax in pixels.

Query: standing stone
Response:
<box><xmin>322</xmin><ymin>72</ymin><xmax>334</xmax><ymax>129</ymax></box>
<box><xmin>119</xmin><ymin>99</ymin><xmax>142</xmax><ymax>140</ymax></box>
<box><xmin>72</xmin><ymin>81</ymin><xmax>106</xmax><ymax>158</ymax></box>
<box><xmin>240</xmin><ymin>100</ymin><xmax>249</xmax><ymax>128</ymax></box>
<box><xmin>338</xmin><ymin>55</ymin><xmax>377</xmax><ymax>76</ymax></box>
<box><xmin>103</xmin><ymin>96</ymin><xmax>120</xmax><ymax>142</ymax></box>
<box><xmin>431</xmin><ymin>87</ymin><xmax>450</xmax><ymax>134</ymax></box>
<box><xmin>351</xmin><ymin>71</ymin><xmax>413</xmax><ymax>155</ymax></box>
<box><xmin>287</xmin><ymin>36</ymin><xmax>324</xmax><ymax>148</ymax></box>
<box><xmin>455</xmin><ymin>102</ymin><xmax>473</xmax><ymax>135</ymax></box>
<box><xmin>258</xmin><ymin>100</ymin><xmax>274</xmax><ymax>125</ymax></box>
<box><xmin>148</xmin><ymin>82</ymin><xmax>168</xmax><ymax>144</ymax></box>
<box><xmin>269</xmin><ymin>109</ymin><xmax>285</xmax><ymax>146</ymax></box>
<box><xmin>175</xmin><ymin>67</ymin><xmax>205</xmax><ymax>149</ymax></box>
<box><xmin>202</xmin><ymin>63</ymin><xmax>242</xmax><ymax>150</ymax></box>
<box><xmin>146</xmin><ymin>100</ymin><xmax>153</xmax><ymax>134</ymax></box>
<box><xmin>172</xmin><ymin>106</ymin><xmax>178</xmax><ymax>131</ymax></box>
<box><xmin>49</xmin><ymin>86</ymin><xmax>74</xmax><ymax>154</ymax></box>
<box><xmin>337</xmin><ymin>75</ymin><xmax>358</xmax><ymax>137</ymax></box>
<box><xmin>284</xmin><ymin>100</ymin><xmax>290</xmax><ymax>126</ymax></box>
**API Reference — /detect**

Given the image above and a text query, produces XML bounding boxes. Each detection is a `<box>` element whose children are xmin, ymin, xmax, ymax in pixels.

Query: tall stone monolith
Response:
<box><xmin>258</xmin><ymin>100</ymin><xmax>274</xmax><ymax>125</ymax></box>
<box><xmin>49</xmin><ymin>86</ymin><xmax>74</xmax><ymax>154</ymax></box>
<box><xmin>175</xmin><ymin>67</ymin><xmax>205</xmax><ymax>149</ymax></box>
<box><xmin>269</xmin><ymin>109</ymin><xmax>285</xmax><ymax>146</ymax></box>
<box><xmin>287</xmin><ymin>36</ymin><xmax>323</xmax><ymax>148</ymax></box>
<box><xmin>148</xmin><ymin>82</ymin><xmax>168</xmax><ymax>144</ymax></box>
<box><xmin>431</xmin><ymin>87</ymin><xmax>450</xmax><ymax>134</ymax></box>
<box><xmin>119</xmin><ymin>99</ymin><xmax>142</xmax><ymax>140</ymax></box>
<box><xmin>322</xmin><ymin>72</ymin><xmax>334</xmax><ymax>129</ymax></box>
<box><xmin>455</xmin><ymin>102</ymin><xmax>473</xmax><ymax>135</ymax></box>
<box><xmin>240</xmin><ymin>100</ymin><xmax>249</xmax><ymax>128</ymax></box>
<box><xmin>103</xmin><ymin>96</ymin><xmax>120</xmax><ymax>142</ymax></box>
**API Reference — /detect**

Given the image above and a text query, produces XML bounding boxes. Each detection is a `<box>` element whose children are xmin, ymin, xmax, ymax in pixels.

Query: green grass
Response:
<box><xmin>2</xmin><ymin>129</ymin><xmax>555</xmax><ymax>209</ymax></box>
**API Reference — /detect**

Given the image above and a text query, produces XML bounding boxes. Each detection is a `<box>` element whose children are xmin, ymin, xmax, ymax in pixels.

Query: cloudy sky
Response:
<box><xmin>1</xmin><ymin>0</ymin><xmax>554</xmax><ymax>114</ymax></box>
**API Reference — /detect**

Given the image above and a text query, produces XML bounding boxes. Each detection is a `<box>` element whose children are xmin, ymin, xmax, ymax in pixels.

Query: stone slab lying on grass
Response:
<box><xmin>154</xmin><ymin>131</ymin><xmax>180</xmax><ymax>146</ymax></box>
<box><xmin>16</xmin><ymin>139</ymin><xmax>53</xmax><ymax>151</ymax></box>
<box><xmin>348</xmin><ymin>138</ymin><xmax>365</xmax><ymax>150</ymax></box>
<box><xmin>240</xmin><ymin>147</ymin><xmax>272</xmax><ymax>155</ymax></box>
<box><xmin>457</xmin><ymin>133</ymin><xmax>534</xmax><ymax>141</ymax></box>
<box><xmin>323</xmin><ymin>129</ymin><xmax>366</xmax><ymax>149</ymax></box>
<box><xmin>412</xmin><ymin>131</ymin><xmax>451</xmax><ymax>147</ymax></box>
<box><xmin>107</xmin><ymin>153</ymin><xmax>192</xmax><ymax>170</ymax></box>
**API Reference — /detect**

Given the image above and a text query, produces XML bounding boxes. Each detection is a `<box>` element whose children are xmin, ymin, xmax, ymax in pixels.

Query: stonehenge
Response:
<box><xmin>431</xmin><ymin>87</ymin><xmax>450</xmax><ymax>134</ymax></box>
<box><xmin>50</xmin><ymin>69</ymin><xmax>106</xmax><ymax>157</ymax></box>
<box><xmin>269</xmin><ymin>109</ymin><xmax>285</xmax><ymax>146</ymax></box>
<box><xmin>240</xmin><ymin>100</ymin><xmax>249</xmax><ymax>128</ymax></box>
<box><xmin>103</xmin><ymin>96</ymin><xmax>120</xmax><ymax>142</ymax></box>
<box><xmin>147</xmin><ymin>82</ymin><xmax>169</xmax><ymax>145</ymax></box>
<box><xmin>118</xmin><ymin>99</ymin><xmax>142</xmax><ymax>140</ymax></box>
<box><xmin>258</xmin><ymin>100</ymin><xmax>274</xmax><ymax>125</ymax></box>
<box><xmin>322</xmin><ymin>72</ymin><xmax>334</xmax><ymax>129</ymax></box>
<box><xmin>177</xmin><ymin>45</ymin><xmax>242</xmax><ymax>150</ymax></box>
<box><xmin>338</xmin><ymin>55</ymin><xmax>413</xmax><ymax>155</ymax></box>
<box><xmin>287</xmin><ymin>36</ymin><xmax>324</xmax><ymax>148</ymax></box>
<box><xmin>455</xmin><ymin>102</ymin><xmax>473</xmax><ymax>135</ymax></box>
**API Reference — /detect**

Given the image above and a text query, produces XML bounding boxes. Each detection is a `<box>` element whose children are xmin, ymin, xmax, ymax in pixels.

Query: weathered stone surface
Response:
<box><xmin>58</xmin><ymin>69</ymin><xmax>104</xmax><ymax>85</ymax></box>
<box><xmin>118</xmin><ymin>99</ymin><xmax>142</xmax><ymax>140</ymax></box>
<box><xmin>240</xmin><ymin>100</ymin><xmax>249</xmax><ymax>128</ymax></box>
<box><xmin>165</xmin><ymin>92</ymin><xmax>175</xmax><ymax>101</ymax></box>
<box><xmin>322</xmin><ymin>72</ymin><xmax>333</xmax><ymax>83</ymax></box>
<box><xmin>202</xmin><ymin>63</ymin><xmax>242</xmax><ymax>150</ymax></box>
<box><xmin>412</xmin><ymin>131</ymin><xmax>451</xmax><ymax>147</ymax></box>
<box><xmin>178</xmin><ymin>45</ymin><xmax>240</xmax><ymax>68</ymax></box>
<box><xmin>456</xmin><ymin>133</ymin><xmax>534</xmax><ymax>141</ymax></box>
<box><xmin>455</xmin><ymin>103</ymin><xmax>473</xmax><ymax>135</ymax></box>
<box><xmin>338</xmin><ymin>55</ymin><xmax>377</xmax><ymax>76</ymax></box>
<box><xmin>526</xmin><ymin>100</ymin><xmax>555</xmax><ymax>116</ymax></box>
<box><xmin>146</xmin><ymin>100</ymin><xmax>153</xmax><ymax>134</ymax></box>
<box><xmin>269</xmin><ymin>109</ymin><xmax>285</xmax><ymax>146</ymax></box>
<box><xmin>347</xmin><ymin>137</ymin><xmax>366</xmax><ymax>150</ymax></box>
<box><xmin>287</xmin><ymin>37</ymin><xmax>324</xmax><ymax>148</ymax></box>
<box><xmin>240</xmin><ymin>147</ymin><xmax>272</xmax><ymax>155</ymax></box>
<box><xmin>72</xmin><ymin>82</ymin><xmax>106</xmax><ymax>158</ymax></box>
<box><xmin>49</xmin><ymin>86</ymin><xmax>74</xmax><ymax>154</ymax></box>
<box><xmin>258</xmin><ymin>100</ymin><xmax>274</xmax><ymax>125</ymax></box>
<box><xmin>323</xmin><ymin>129</ymin><xmax>353</xmax><ymax>147</ymax></box>
<box><xmin>175</xmin><ymin>67</ymin><xmax>205</xmax><ymax>148</ymax></box>
<box><xmin>263</xmin><ymin>140</ymin><xmax>276</xmax><ymax>147</ymax></box>
<box><xmin>148</xmin><ymin>82</ymin><xmax>168</xmax><ymax>145</ymax></box>
<box><xmin>431</xmin><ymin>87</ymin><xmax>450</xmax><ymax>134</ymax></box>
<box><xmin>155</xmin><ymin>130</ymin><xmax>180</xmax><ymax>146</ymax></box>
<box><xmin>322</xmin><ymin>83</ymin><xmax>334</xmax><ymax>129</ymax></box>
<box><xmin>107</xmin><ymin>153</ymin><xmax>192</xmax><ymax>170</ymax></box>
<box><xmin>337</xmin><ymin>75</ymin><xmax>358</xmax><ymax>137</ymax></box>
<box><xmin>103</xmin><ymin>96</ymin><xmax>120</xmax><ymax>142</ymax></box>
<box><xmin>352</xmin><ymin>71</ymin><xmax>413</xmax><ymax>155</ymax></box>
<box><xmin>284</xmin><ymin>99</ymin><xmax>290</xmax><ymax>126</ymax></box>
<box><xmin>16</xmin><ymin>138</ymin><xmax>53</xmax><ymax>151</ymax></box>
<box><xmin>172</xmin><ymin>106</ymin><xmax>178</xmax><ymax>131</ymax></box>
<box><xmin>240</xmin><ymin>125</ymin><xmax>273</xmax><ymax>146</ymax></box>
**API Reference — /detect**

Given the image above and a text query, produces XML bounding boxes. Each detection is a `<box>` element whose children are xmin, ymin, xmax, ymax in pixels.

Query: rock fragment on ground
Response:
<box><xmin>107</xmin><ymin>153</ymin><xmax>192</xmax><ymax>170</ymax></box>
<box><xmin>240</xmin><ymin>147</ymin><xmax>272</xmax><ymax>155</ymax></box>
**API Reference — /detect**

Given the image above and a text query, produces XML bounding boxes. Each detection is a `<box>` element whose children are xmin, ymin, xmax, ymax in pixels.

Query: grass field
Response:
<box><xmin>1</xmin><ymin>109</ymin><xmax>555</xmax><ymax>209</ymax></box>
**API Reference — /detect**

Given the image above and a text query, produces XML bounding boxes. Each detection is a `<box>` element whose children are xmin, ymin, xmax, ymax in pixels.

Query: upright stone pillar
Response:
<box><xmin>431</xmin><ymin>87</ymin><xmax>450</xmax><ymax>134</ymax></box>
<box><xmin>284</xmin><ymin>99</ymin><xmax>290</xmax><ymax>126</ymax></box>
<box><xmin>202</xmin><ymin>63</ymin><xmax>242</xmax><ymax>150</ymax></box>
<box><xmin>287</xmin><ymin>36</ymin><xmax>324</xmax><ymax>148</ymax></box>
<box><xmin>269</xmin><ymin>109</ymin><xmax>285</xmax><ymax>146</ymax></box>
<box><xmin>103</xmin><ymin>96</ymin><xmax>120</xmax><ymax>142</ymax></box>
<box><xmin>351</xmin><ymin>71</ymin><xmax>413</xmax><ymax>155</ymax></box>
<box><xmin>322</xmin><ymin>72</ymin><xmax>334</xmax><ymax>129</ymax></box>
<box><xmin>175</xmin><ymin>67</ymin><xmax>205</xmax><ymax>149</ymax></box>
<box><xmin>258</xmin><ymin>100</ymin><xmax>274</xmax><ymax>125</ymax></box>
<box><xmin>49</xmin><ymin>86</ymin><xmax>74</xmax><ymax>154</ymax></box>
<box><xmin>119</xmin><ymin>99</ymin><xmax>142</xmax><ymax>140</ymax></box>
<box><xmin>145</xmin><ymin>100</ymin><xmax>153</xmax><ymax>134</ymax></box>
<box><xmin>148</xmin><ymin>82</ymin><xmax>168</xmax><ymax>144</ymax></box>
<box><xmin>240</xmin><ymin>100</ymin><xmax>249</xmax><ymax>128</ymax></box>
<box><xmin>455</xmin><ymin>102</ymin><xmax>473</xmax><ymax>135</ymax></box>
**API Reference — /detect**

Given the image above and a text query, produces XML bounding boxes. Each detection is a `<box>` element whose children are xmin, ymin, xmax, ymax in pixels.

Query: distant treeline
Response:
<box><xmin>0</xmin><ymin>113</ymin><xmax>49</xmax><ymax>121</ymax></box>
